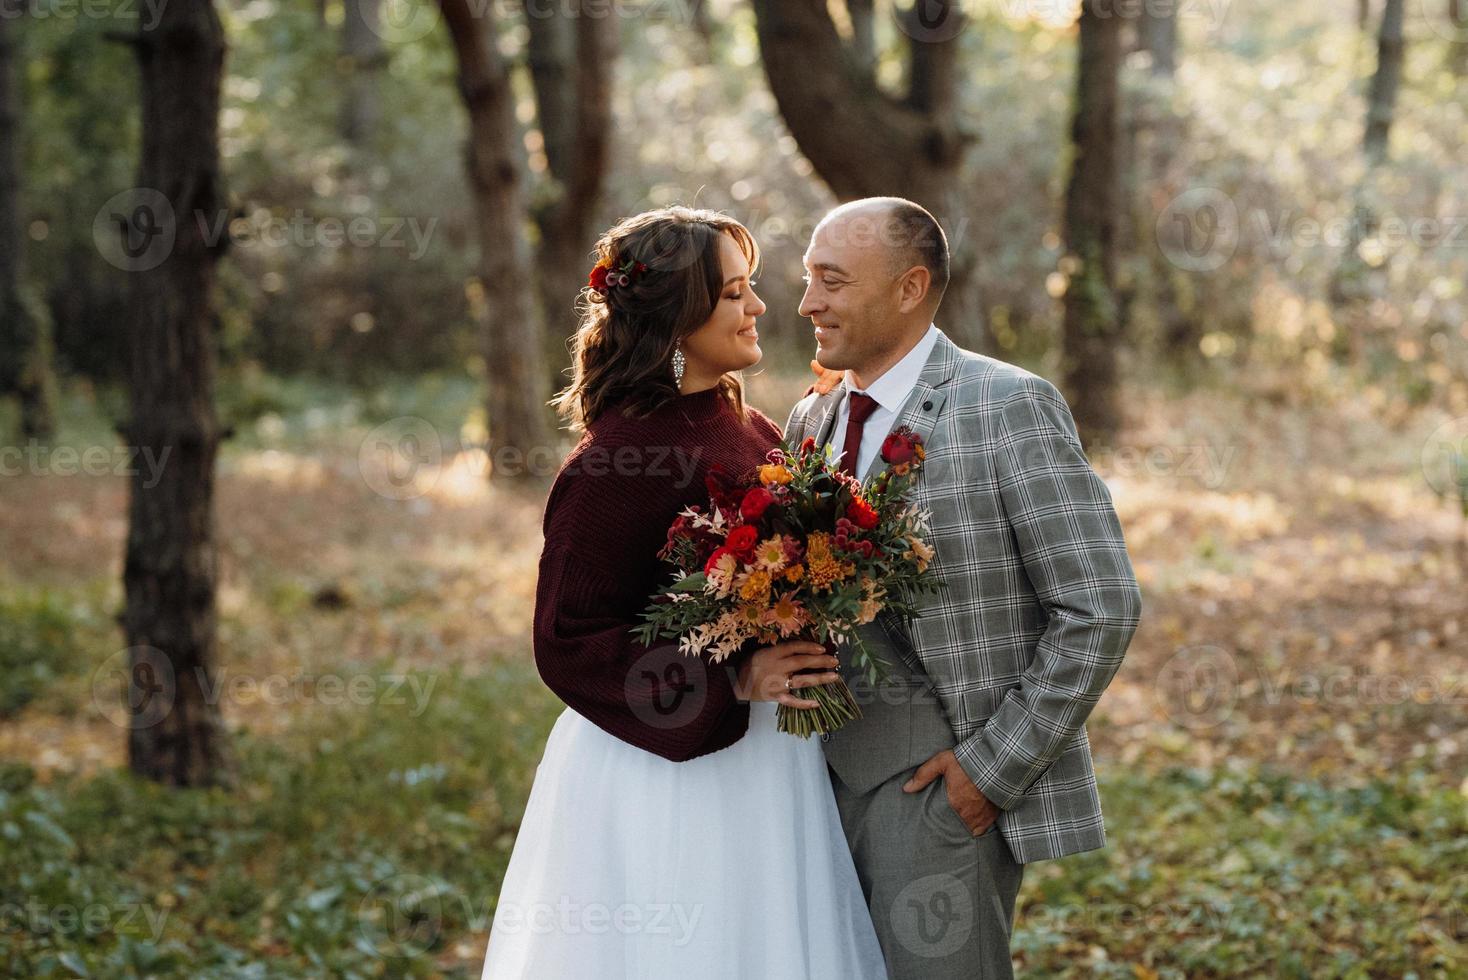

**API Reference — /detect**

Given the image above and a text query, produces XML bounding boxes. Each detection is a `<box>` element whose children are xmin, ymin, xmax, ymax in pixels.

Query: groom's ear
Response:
<box><xmin>896</xmin><ymin>265</ymin><xmax>932</xmax><ymax>313</ymax></box>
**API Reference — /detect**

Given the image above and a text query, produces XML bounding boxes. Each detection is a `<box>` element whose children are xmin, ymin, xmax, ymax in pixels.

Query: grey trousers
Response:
<box><xmin>823</xmin><ymin>624</ymin><xmax>1025</xmax><ymax>979</ymax></box>
<box><xmin>830</xmin><ymin>764</ymin><xmax>1025</xmax><ymax>979</ymax></box>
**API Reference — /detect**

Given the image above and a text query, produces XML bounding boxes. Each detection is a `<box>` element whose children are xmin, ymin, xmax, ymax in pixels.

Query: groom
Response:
<box><xmin>784</xmin><ymin>198</ymin><xmax>1142</xmax><ymax>979</ymax></box>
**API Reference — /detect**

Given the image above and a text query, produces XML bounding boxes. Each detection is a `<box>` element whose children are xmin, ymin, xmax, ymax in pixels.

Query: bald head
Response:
<box><xmin>815</xmin><ymin>197</ymin><xmax>950</xmax><ymax>310</ymax></box>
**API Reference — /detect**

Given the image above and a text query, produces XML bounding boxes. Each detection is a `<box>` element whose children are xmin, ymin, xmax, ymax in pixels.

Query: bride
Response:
<box><xmin>480</xmin><ymin>207</ymin><xmax>887</xmax><ymax>979</ymax></box>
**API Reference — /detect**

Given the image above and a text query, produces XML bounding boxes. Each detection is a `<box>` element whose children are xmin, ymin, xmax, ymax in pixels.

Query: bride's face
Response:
<box><xmin>680</xmin><ymin>232</ymin><xmax>766</xmax><ymax>382</ymax></box>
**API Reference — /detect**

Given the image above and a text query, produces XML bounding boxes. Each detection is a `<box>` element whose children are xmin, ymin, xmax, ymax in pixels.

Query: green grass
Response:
<box><xmin>1017</xmin><ymin>768</ymin><xmax>1467</xmax><ymax>978</ymax></box>
<box><xmin>0</xmin><ymin>585</ymin><xmax>113</xmax><ymax>720</ymax></box>
<box><xmin>0</xmin><ymin>659</ymin><xmax>560</xmax><ymax>979</ymax></box>
<box><xmin>2</xmin><ymin>670</ymin><xmax>1462</xmax><ymax>977</ymax></box>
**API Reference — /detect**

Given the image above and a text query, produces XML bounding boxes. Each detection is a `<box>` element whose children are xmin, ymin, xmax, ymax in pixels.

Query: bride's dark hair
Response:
<box><xmin>552</xmin><ymin>206</ymin><xmax>759</xmax><ymax>432</ymax></box>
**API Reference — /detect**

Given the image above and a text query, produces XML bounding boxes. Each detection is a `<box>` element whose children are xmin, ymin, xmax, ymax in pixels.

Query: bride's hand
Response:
<box><xmin>734</xmin><ymin>641</ymin><xmax>840</xmax><ymax>709</ymax></box>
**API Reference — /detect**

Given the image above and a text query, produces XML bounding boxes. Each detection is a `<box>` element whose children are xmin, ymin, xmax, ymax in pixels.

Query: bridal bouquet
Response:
<box><xmin>633</xmin><ymin>429</ymin><xmax>944</xmax><ymax>737</ymax></box>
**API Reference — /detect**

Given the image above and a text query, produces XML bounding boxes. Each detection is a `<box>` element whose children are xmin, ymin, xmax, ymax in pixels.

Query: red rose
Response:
<box><xmin>845</xmin><ymin>497</ymin><xmax>879</xmax><ymax>530</ymax></box>
<box><xmin>725</xmin><ymin>524</ymin><xmax>759</xmax><ymax>557</ymax></box>
<box><xmin>800</xmin><ymin>436</ymin><xmax>817</xmax><ymax>455</ymax></box>
<box><xmin>588</xmin><ymin>264</ymin><xmax>610</xmax><ymax>291</ymax></box>
<box><xmin>703</xmin><ymin>545</ymin><xmax>734</xmax><ymax>576</ymax></box>
<box><xmin>880</xmin><ymin>428</ymin><xmax>921</xmax><ymax>466</ymax></box>
<box><xmin>740</xmin><ymin>487</ymin><xmax>776</xmax><ymax>522</ymax></box>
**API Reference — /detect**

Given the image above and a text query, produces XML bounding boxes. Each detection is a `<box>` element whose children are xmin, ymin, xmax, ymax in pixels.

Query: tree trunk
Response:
<box><xmin>1060</xmin><ymin>0</ymin><xmax>1123</xmax><ymax>449</ymax></box>
<box><xmin>439</xmin><ymin>0</ymin><xmax>554</xmax><ymax>476</ymax></box>
<box><xmin>1364</xmin><ymin>0</ymin><xmax>1405</xmax><ymax>167</ymax></box>
<box><xmin>1453</xmin><ymin>0</ymin><xmax>1468</xmax><ymax>74</ymax></box>
<box><xmin>1133</xmin><ymin>0</ymin><xmax>1198</xmax><ymax>363</ymax></box>
<box><xmin>526</xmin><ymin>3</ymin><xmax>614</xmax><ymax>386</ymax></box>
<box><xmin>750</xmin><ymin>0</ymin><xmax>986</xmax><ymax>349</ymax></box>
<box><xmin>1333</xmin><ymin>0</ymin><xmax>1405</xmax><ymax>305</ymax></box>
<box><xmin>339</xmin><ymin>0</ymin><xmax>383</xmax><ymax>148</ymax></box>
<box><xmin>847</xmin><ymin>0</ymin><xmax>876</xmax><ymax>75</ymax></box>
<box><xmin>1138</xmin><ymin>1</ymin><xmax>1178</xmax><ymax>77</ymax></box>
<box><xmin>112</xmin><ymin>1</ymin><xmax>233</xmax><ymax>787</ymax></box>
<box><xmin>0</xmin><ymin>9</ymin><xmax>57</xmax><ymax>439</ymax></box>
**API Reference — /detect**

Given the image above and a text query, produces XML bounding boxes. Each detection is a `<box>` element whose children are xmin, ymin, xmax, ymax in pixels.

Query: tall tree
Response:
<box><xmin>1333</xmin><ymin>0</ymin><xmax>1405</xmax><ymax>306</ymax></box>
<box><xmin>1363</xmin><ymin>0</ymin><xmax>1406</xmax><ymax>167</ymax></box>
<box><xmin>749</xmin><ymin>0</ymin><xmax>985</xmax><ymax>349</ymax></box>
<box><xmin>1132</xmin><ymin>0</ymin><xmax>1199</xmax><ymax>362</ymax></box>
<box><xmin>1060</xmin><ymin>0</ymin><xmax>1124</xmax><ymax>448</ymax></box>
<box><xmin>107</xmin><ymin>1</ymin><xmax>233</xmax><ymax>786</ymax></box>
<box><xmin>1452</xmin><ymin>0</ymin><xmax>1468</xmax><ymax>74</ymax></box>
<box><xmin>439</xmin><ymin>0</ymin><xmax>554</xmax><ymax>475</ymax></box>
<box><xmin>0</xmin><ymin>8</ymin><xmax>57</xmax><ymax>439</ymax></box>
<box><xmin>1138</xmin><ymin>1</ymin><xmax>1178</xmax><ymax>78</ymax></box>
<box><xmin>525</xmin><ymin>3</ymin><xmax>614</xmax><ymax>378</ymax></box>
<box><xmin>339</xmin><ymin>0</ymin><xmax>384</xmax><ymax>148</ymax></box>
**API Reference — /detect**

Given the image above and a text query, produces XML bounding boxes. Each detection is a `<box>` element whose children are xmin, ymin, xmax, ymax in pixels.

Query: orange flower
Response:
<box><xmin>759</xmin><ymin>463</ymin><xmax>793</xmax><ymax>486</ymax></box>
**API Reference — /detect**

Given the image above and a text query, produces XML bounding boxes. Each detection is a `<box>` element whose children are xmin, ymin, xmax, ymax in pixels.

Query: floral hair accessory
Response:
<box><xmin>588</xmin><ymin>254</ymin><xmax>649</xmax><ymax>296</ymax></box>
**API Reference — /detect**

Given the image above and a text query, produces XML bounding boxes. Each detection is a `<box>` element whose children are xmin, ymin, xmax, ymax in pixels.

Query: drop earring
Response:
<box><xmin>672</xmin><ymin>346</ymin><xmax>686</xmax><ymax>387</ymax></box>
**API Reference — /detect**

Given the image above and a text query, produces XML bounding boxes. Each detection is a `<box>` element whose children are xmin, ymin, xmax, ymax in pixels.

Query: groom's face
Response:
<box><xmin>798</xmin><ymin>215</ymin><xmax>904</xmax><ymax>373</ymax></box>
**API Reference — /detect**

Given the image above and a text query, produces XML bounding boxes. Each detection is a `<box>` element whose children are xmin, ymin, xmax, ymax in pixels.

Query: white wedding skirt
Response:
<box><xmin>480</xmin><ymin>700</ymin><xmax>888</xmax><ymax>979</ymax></box>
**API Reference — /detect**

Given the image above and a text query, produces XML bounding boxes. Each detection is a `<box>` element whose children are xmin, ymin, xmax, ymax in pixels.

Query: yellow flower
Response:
<box><xmin>784</xmin><ymin>564</ymin><xmax>805</xmax><ymax>584</ymax></box>
<box><xmin>759</xmin><ymin>464</ymin><xmax>793</xmax><ymax>486</ymax></box>
<box><xmin>915</xmin><ymin>444</ymin><xmax>926</xmax><ymax>461</ymax></box>
<box><xmin>754</xmin><ymin>536</ymin><xmax>789</xmax><ymax>573</ymax></box>
<box><xmin>806</xmin><ymin>532</ymin><xmax>831</xmax><ymax>560</ymax></box>
<box><xmin>739</xmin><ymin>569</ymin><xmax>772</xmax><ymax>603</ymax></box>
<box><xmin>737</xmin><ymin>603</ymin><xmax>765</xmax><ymax>628</ymax></box>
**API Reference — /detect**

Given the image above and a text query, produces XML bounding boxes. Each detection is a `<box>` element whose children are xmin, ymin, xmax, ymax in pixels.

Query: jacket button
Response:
<box><xmin>821</xmin><ymin>732</ymin><xmax>831</xmax><ymax>742</ymax></box>
<box><xmin>922</xmin><ymin>400</ymin><xmax>933</xmax><ymax>411</ymax></box>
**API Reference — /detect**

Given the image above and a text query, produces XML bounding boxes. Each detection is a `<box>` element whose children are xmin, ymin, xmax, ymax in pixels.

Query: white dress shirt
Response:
<box><xmin>831</xmin><ymin>324</ymin><xmax>940</xmax><ymax>478</ymax></box>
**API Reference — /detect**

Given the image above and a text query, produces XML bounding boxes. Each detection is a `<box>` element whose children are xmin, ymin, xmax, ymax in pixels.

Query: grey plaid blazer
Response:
<box><xmin>784</xmin><ymin>330</ymin><xmax>1143</xmax><ymax>863</ymax></box>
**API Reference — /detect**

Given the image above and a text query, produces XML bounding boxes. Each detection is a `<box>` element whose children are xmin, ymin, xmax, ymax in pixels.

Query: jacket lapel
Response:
<box><xmin>856</xmin><ymin>331</ymin><xmax>962</xmax><ymax>484</ymax></box>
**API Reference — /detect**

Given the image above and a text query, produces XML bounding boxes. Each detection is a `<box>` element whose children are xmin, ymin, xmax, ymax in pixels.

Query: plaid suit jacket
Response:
<box><xmin>785</xmin><ymin>330</ymin><xmax>1143</xmax><ymax>863</ymax></box>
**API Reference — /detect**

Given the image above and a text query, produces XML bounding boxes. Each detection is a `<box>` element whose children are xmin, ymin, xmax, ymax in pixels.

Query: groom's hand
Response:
<box><xmin>903</xmin><ymin>749</ymin><xmax>1000</xmax><ymax>837</ymax></box>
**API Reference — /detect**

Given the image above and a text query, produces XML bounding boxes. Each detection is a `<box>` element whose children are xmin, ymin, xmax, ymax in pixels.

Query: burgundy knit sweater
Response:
<box><xmin>533</xmin><ymin>385</ymin><xmax>783</xmax><ymax>762</ymax></box>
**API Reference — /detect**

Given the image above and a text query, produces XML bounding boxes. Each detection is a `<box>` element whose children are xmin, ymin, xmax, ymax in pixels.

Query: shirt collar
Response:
<box><xmin>846</xmin><ymin>324</ymin><xmax>940</xmax><ymax>414</ymax></box>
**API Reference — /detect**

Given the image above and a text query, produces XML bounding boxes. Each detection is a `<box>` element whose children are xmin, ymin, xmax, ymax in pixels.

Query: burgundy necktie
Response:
<box><xmin>837</xmin><ymin>392</ymin><xmax>880</xmax><ymax>478</ymax></box>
